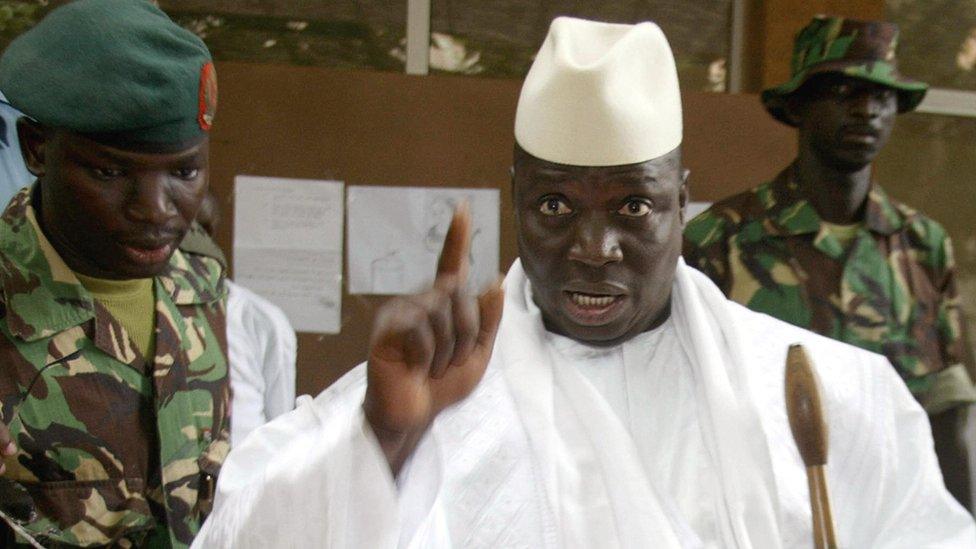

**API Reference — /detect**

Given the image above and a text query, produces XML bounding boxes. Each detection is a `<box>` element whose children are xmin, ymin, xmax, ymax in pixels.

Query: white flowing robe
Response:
<box><xmin>194</xmin><ymin>260</ymin><xmax>976</xmax><ymax>548</ymax></box>
<box><xmin>548</xmin><ymin>318</ymin><xmax>721</xmax><ymax>545</ymax></box>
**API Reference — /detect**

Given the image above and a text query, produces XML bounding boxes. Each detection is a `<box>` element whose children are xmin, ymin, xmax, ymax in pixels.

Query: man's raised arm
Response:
<box><xmin>364</xmin><ymin>203</ymin><xmax>505</xmax><ymax>474</ymax></box>
<box><xmin>193</xmin><ymin>205</ymin><xmax>503</xmax><ymax>548</ymax></box>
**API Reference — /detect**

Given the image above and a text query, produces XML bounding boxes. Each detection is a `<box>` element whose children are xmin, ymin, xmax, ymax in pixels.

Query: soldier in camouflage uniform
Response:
<box><xmin>684</xmin><ymin>16</ymin><xmax>976</xmax><ymax>508</ymax></box>
<box><xmin>0</xmin><ymin>0</ymin><xmax>230</xmax><ymax>546</ymax></box>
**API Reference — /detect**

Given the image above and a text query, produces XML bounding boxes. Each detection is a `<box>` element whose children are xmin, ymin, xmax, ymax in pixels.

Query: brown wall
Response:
<box><xmin>208</xmin><ymin>61</ymin><xmax>795</xmax><ymax>395</ymax></box>
<box><xmin>740</xmin><ymin>0</ymin><xmax>886</xmax><ymax>92</ymax></box>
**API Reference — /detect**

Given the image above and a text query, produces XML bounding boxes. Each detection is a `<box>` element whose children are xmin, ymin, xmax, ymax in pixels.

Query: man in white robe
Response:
<box><xmin>193</xmin><ymin>17</ymin><xmax>976</xmax><ymax>548</ymax></box>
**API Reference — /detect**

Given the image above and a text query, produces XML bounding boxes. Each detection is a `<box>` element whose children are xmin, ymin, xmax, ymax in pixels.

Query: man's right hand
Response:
<box><xmin>0</xmin><ymin>421</ymin><xmax>15</xmax><ymax>475</ymax></box>
<box><xmin>363</xmin><ymin>203</ymin><xmax>504</xmax><ymax>474</ymax></box>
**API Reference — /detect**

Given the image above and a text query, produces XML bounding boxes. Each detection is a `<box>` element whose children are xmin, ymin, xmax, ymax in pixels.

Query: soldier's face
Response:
<box><xmin>513</xmin><ymin>145</ymin><xmax>688</xmax><ymax>346</ymax></box>
<box><xmin>793</xmin><ymin>74</ymin><xmax>897</xmax><ymax>171</ymax></box>
<box><xmin>20</xmin><ymin>122</ymin><xmax>209</xmax><ymax>279</ymax></box>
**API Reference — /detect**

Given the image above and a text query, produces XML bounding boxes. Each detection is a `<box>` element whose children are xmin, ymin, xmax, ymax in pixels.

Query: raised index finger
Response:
<box><xmin>435</xmin><ymin>201</ymin><xmax>471</xmax><ymax>288</ymax></box>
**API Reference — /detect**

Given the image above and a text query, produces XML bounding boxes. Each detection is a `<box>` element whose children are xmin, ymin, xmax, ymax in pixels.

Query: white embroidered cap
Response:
<box><xmin>514</xmin><ymin>17</ymin><xmax>683</xmax><ymax>166</ymax></box>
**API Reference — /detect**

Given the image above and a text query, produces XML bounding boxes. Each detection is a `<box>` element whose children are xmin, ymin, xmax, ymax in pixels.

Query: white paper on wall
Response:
<box><xmin>347</xmin><ymin>186</ymin><xmax>500</xmax><ymax>295</ymax></box>
<box><xmin>687</xmin><ymin>201</ymin><xmax>712</xmax><ymax>220</ymax></box>
<box><xmin>233</xmin><ymin>175</ymin><xmax>344</xmax><ymax>334</ymax></box>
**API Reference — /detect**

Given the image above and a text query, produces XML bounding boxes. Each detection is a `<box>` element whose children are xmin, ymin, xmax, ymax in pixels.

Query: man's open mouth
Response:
<box><xmin>563</xmin><ymin>291</ymin><xmax>626</xmax><ymax>326</ymax></box>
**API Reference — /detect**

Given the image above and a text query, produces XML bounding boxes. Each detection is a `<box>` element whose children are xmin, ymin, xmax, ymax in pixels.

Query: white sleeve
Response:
<box><xmin>193</xmin><ymin>367</ymin><xmax>448</xmax><ymax>549</ymax></box>
<box><xmin>261</xmin><ymin>304</ymin><xmax>297</xmax><ymax>421</ymax></box>
<box><xmin>193</xmin><ymin>369</ymin><xmax>397</xmax><ymax>548</ymax></box>
<box><xmin>841</xmin><ymin>356</ymin><xmax>976</xmax><ymax>548</ymax></box>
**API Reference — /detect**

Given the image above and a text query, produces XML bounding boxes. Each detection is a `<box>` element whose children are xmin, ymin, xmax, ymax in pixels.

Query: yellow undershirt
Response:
<box><xmin>822</xmin><ymin>221</ymin><xmax>863</xmax><ymax>252</ymax></box>
<box><xmin>74</xmin><ymin>273</ymin><xmax>157</xmax><ymax>360</ymax></box>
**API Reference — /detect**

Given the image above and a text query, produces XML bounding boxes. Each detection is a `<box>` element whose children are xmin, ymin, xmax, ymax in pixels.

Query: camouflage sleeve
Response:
<box><xmin>923</xmin><ymin>233</ymin><xmax>976</xmax><ymax>413</ymax></box>
<box><xmin>683</xmin><ymin>209</ymin><xmax>734</xmax><ymax>294</ymax></box>
<box><xmin>200</xmin><ymin>290</ymin><xmax>231</xmax><ymax>474</ymax></box>
<box><xmin>934</xmin><ymin>236</ymin><xmax>968</xmax><ymax>367</ymax></box>
<box><xmin>0</xmin><ymin>330</ymin><xmax>18</xmax><ymax>429</ymax></box>
<box><xmin>920</xmin><ymin>365</ymin><xmax>976</xmax><ymax>415</ymax></box>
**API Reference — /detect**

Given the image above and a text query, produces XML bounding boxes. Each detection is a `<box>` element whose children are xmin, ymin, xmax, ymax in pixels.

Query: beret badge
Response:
<box><xmin>198</xmin><ymin>61</ymin><xmax>217</xmax><ymax>131</ymax></box>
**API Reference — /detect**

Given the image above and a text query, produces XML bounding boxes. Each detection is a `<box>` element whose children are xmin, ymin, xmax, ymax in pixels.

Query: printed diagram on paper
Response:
<box><xmin>347</xmin><ymin>186</ymin><xmax>499</xmax><ymax>295</ymax></box>
<box><xmin>233</xmin><ymin>175</ymin><xmax>344</xmax><ymax>334</ymax></box>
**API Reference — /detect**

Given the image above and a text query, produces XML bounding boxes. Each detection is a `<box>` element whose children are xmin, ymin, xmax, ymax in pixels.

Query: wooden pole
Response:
<box><xmin>785</xmin><ymin>344</ymin><xmax>838</xmax><ymax>549</ymax></box>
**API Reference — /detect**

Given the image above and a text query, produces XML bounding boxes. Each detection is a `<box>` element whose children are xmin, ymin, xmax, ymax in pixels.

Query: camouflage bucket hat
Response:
<box><xmin>761</xmin><ymin>16</ymin><xmax>928</xmax><ymax>126</ymax></box>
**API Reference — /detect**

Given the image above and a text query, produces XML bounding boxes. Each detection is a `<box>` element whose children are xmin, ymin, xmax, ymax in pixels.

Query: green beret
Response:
<box><xmin>0</xmin><ymin>0</ymin><xmax>217</xmax><ymax>145</ymax></box>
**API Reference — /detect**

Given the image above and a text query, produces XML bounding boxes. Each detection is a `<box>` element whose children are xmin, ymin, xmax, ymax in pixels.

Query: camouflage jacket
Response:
<box><xmin>0</xmin><ymin>188</ymin><xmax>231</xmax><ymax>548</ymax></box>
<box><xmin>684</xmin><ymin>167</ymin><xmax>976</xmax><ymax>414</ymax></box>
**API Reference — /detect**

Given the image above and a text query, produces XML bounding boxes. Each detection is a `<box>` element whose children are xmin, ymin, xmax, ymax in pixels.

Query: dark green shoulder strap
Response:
<box><xmin>178</xmin><ymin>222</ymin><xmax>227</xmax><ymax>270</ymax></box>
